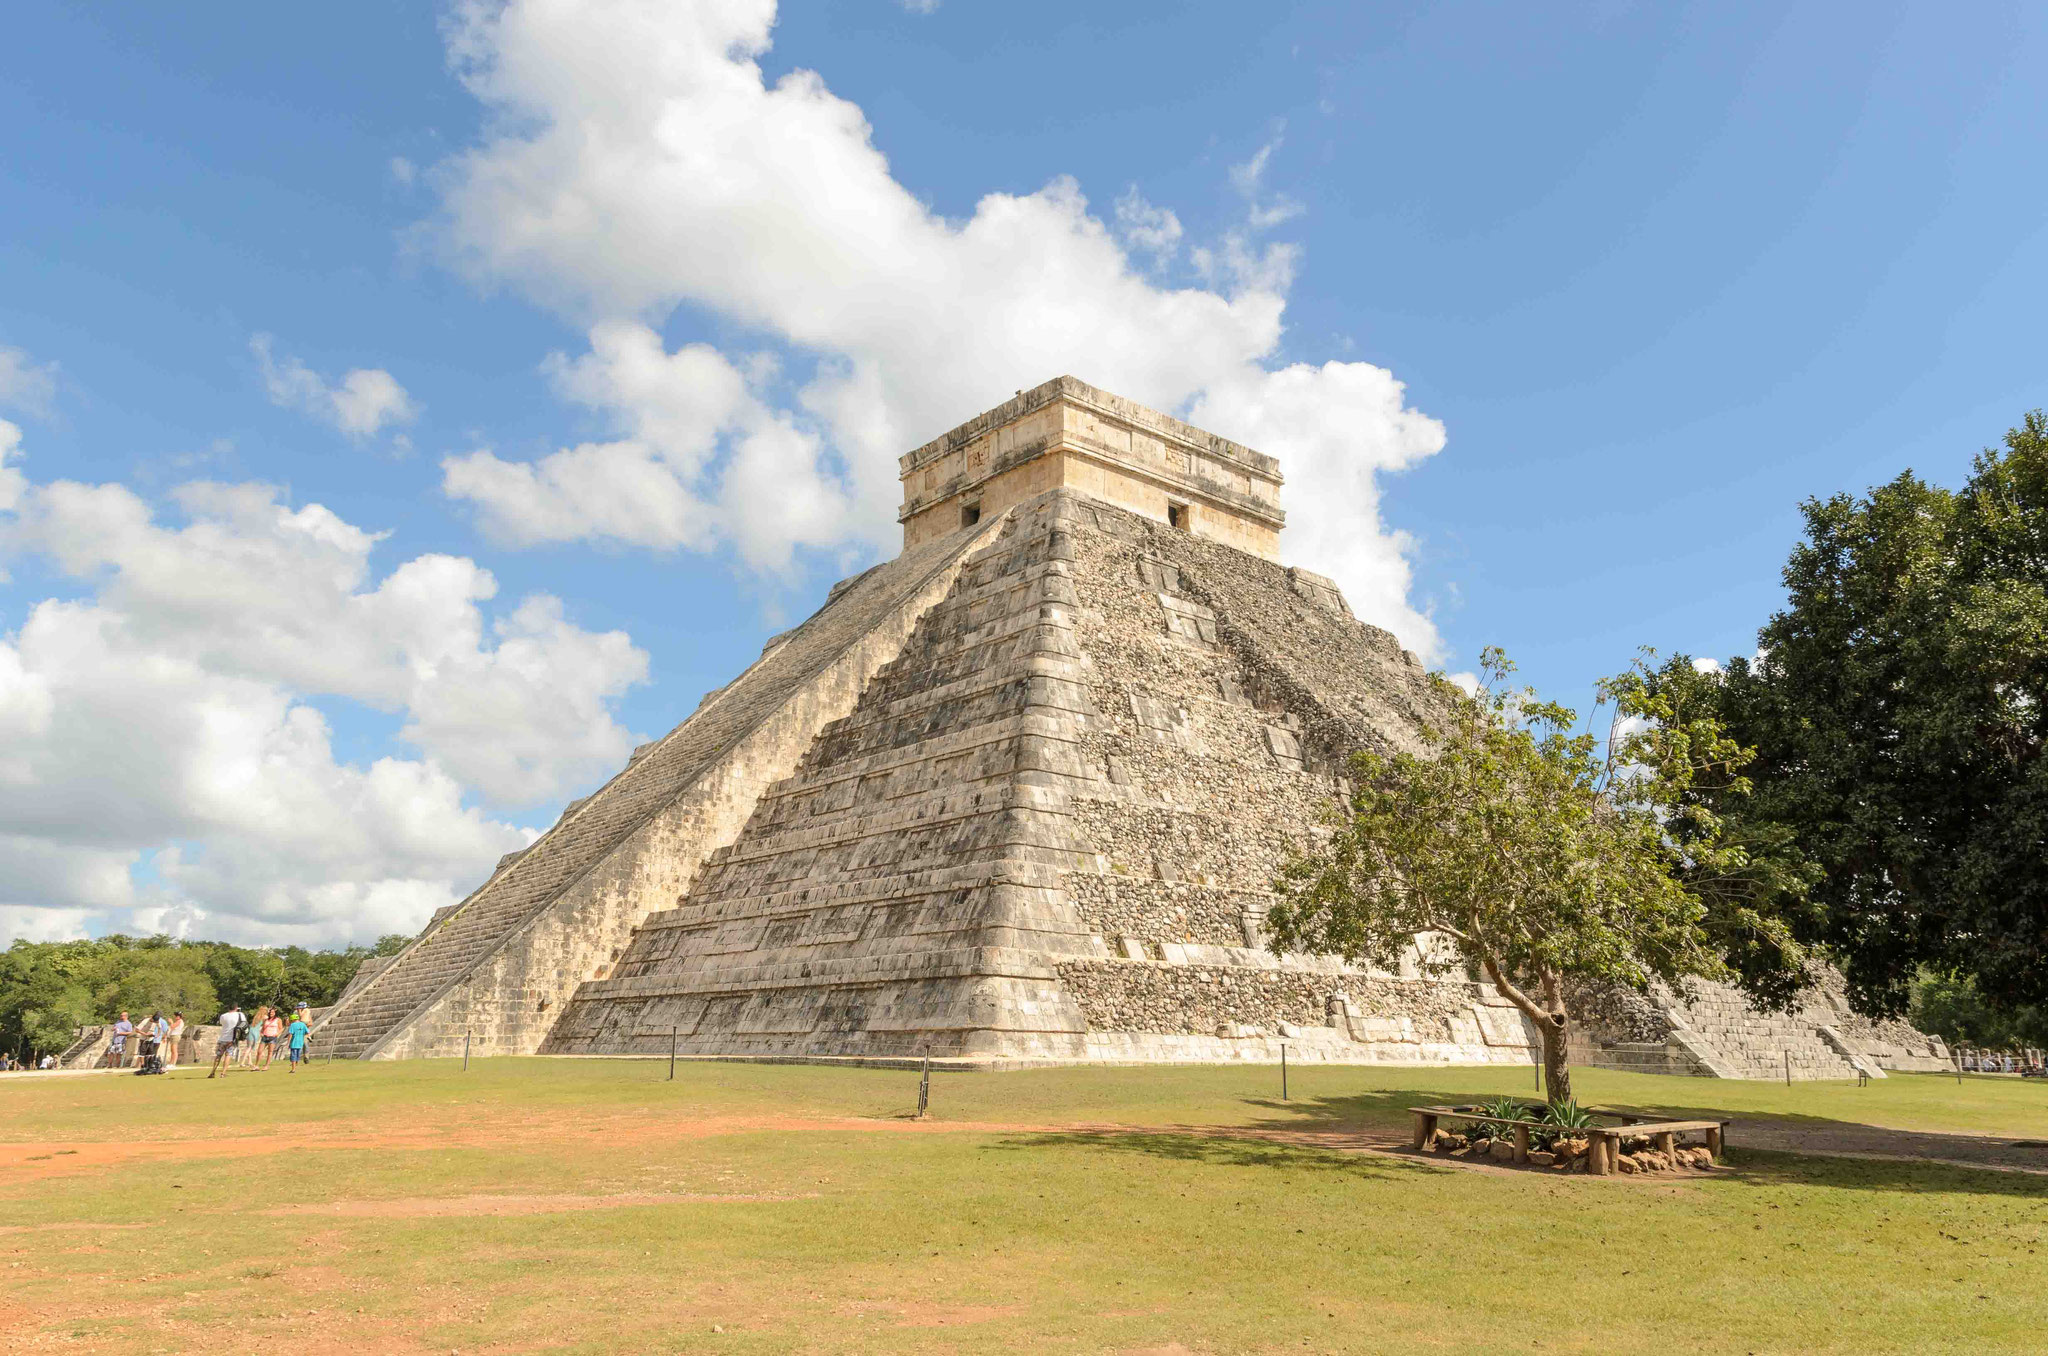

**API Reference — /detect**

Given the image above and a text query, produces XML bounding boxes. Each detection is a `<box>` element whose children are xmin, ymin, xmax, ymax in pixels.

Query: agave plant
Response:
<box><xmin>1533</xmin><ymin>1097</ymin><xmax>1597</xmax><ymax>1148</ymax></box>
<box><xmin>1475</xmin><ymin>1095</ymin><xmax>1536</xmax><ymax>1126</ymax></box>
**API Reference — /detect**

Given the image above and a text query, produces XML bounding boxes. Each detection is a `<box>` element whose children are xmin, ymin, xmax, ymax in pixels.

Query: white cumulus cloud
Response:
<box><xmin>447</xmin><ymin>321</ymin><xmax>851</xmax><ymax>573</ymax></box>
<box><xmin>1114</xmin><ymin>187</ymin><xmax>1184</xmax><ymax>260</ymax></box>
<box><xmin>252</xmin><ymin>333</ymin><xmax>419</xmax><ymax>440</ymax></box>
<box><xmin>0</xmin><ymin>423</ymin><xmax>648</xmax><ymax>946</ymax></box>
<box><xmin>0</xmin><ymin>347</ymin><xmax>59</xmax><ymax>419</ymax></box>
<box><xmin>426</xmin><ymin>0</ymin><xmax>1447</xmax><ymax>655</ymax></box>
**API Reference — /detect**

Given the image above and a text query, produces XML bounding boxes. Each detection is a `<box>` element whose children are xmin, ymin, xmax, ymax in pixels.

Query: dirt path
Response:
<box><xmin>1726</xmin><ymin>1117</ymin><xmax>2048</xmax><ymax>1174</ymax></box>
<box><xmin>5</xmin><ymin>1109</ymin><xmax>2043</xmax><ymax>1181</ymax></box>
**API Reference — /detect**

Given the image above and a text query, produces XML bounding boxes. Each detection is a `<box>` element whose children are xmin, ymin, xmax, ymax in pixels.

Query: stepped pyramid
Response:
<box><xmin>314</xmin><ymin>377</ymin><xmax>1937</xmax><ymax>1074</ymax></box>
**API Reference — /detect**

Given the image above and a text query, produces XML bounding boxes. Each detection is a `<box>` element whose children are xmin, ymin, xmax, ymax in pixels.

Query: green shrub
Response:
<box><xmin>1533</xmin><ymin>1097</ymin><xmax>1596</xmax><ymax>1148</ymax></box>
<box><xmin>1475</xmin><ymin>1095</ymin><xmax>1535</xmax><ymax>1126</ymax></box>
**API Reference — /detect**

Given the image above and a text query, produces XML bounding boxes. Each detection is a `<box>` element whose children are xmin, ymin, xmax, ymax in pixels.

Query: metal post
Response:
<box><xmin>1281</xmin><ymin>1044</ymin><xmax>1289</xmax><ymax>1100</ymax></box>
<box><xmin>463</xmin><ymin>1030</ymin><xmax>471</xmax><ymax>1071</ymax></box>
<box><xmin>1783</xmin><ymin>1049</ymin><xmax>1790</xmax><ymax>1087</ymax></box>
<box><xmin>669</xmin><ymin>1026</ymin><xmax>677</xmax><ymax>1081</ymax></box>
<box><xmin>917</xmin><ymin>1051</ymin><xmax>931</xmax><ymax>1119</ymax></box>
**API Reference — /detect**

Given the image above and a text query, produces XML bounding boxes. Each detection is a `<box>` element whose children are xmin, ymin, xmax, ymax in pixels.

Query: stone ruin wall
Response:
<box><xmin>315</xmin><ymin>519</ymin><xmax>1002</xmax><ymax>1060</ymax></box>
<box><xmin>540</xmin><ymin>505</ymin><xmax>1103</xmax><ymax>1061</ymax></box>
<box><xmin>1021</xmin><ymin>493</ymin><xmax>1538</xmax><ymax>1065</ymax></box>
<box><xmin>1569</xmin><ymin>968</ymin><xmax>1953</xmax><ymax>1081</ymax></box>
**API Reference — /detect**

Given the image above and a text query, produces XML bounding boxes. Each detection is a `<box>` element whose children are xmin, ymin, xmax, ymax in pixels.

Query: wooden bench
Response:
<box><xmin>1409</xmin><ymin>1104</ymin><xmax>1727</xmax><ymax>1174</ymax></box>
<box><xmin>1580</xmin><ymin>1119</ymin><xmax>1724</xmax><ymax>1175</ymax></box>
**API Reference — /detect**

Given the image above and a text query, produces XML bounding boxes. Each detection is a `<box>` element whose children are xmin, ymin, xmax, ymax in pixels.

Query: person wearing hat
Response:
<box><xmin>286</xmin><ymin>1009</ymin><xmax>311</xmax><ymax>1072</ymax></box>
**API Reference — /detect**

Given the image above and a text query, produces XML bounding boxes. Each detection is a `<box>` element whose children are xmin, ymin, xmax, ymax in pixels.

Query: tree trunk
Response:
<box><xmin>1541</xmin><ymin>1012</ymin><xmax>1572</xmax><ymax>1105</ymax></box>
<box><xmin>1482</xmin><ymin>955</ymin><xmax>1574</xmax><ymax>1104</ymax></box>
<box><xmin>1538</xmin><ymin>968</ymin><xmax>1572</xmax><ymax>1104</ymax></box>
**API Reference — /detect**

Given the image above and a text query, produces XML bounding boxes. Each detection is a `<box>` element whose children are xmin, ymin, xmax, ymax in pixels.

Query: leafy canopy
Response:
<box><xmin>1266</xmin><ymin>649</ymin><xmax>1804</xmax><ymax>1101</ymax></box>
<box><xmin>1673</xmin><ymin>411</ymin><xmax>2048</xmax><ymax>1016</ymax></box>
<box><xmin>0</xmin><ymin>932</ymin><xmax>410</xmax><ymax>1057</ymax></box>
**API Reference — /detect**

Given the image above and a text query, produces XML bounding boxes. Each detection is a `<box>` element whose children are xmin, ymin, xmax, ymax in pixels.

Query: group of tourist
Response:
<box><xmin>68</xmin><ymin>1000</ymin><xmax>318</xmax><ymax>1075</ymax></box>
<box><xmin>0</xmin><ymin>1053</ymin><xmax>57</xmax><ymax>1071</ymax></box>
<box><xmin>105</xmin><ymin>1010</ymin><xmax>188</xmax><ymax>1071</ymax></box>
<box><xmin>1957</xmin><ymin>1049</ymin><xmax>2045</xmax><ymax>1076</ymax></box>
<box><xmin>207</xmin><ymin>1002</ymin><xmax>314</xmax><ymax>1077</ymax></box>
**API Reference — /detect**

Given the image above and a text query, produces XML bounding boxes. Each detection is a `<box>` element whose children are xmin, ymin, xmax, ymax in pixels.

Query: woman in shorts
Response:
<box><xmin>257</xmin><ymin>1007</ymin><xmax>284</xmax><ymax>1069</ymax></box>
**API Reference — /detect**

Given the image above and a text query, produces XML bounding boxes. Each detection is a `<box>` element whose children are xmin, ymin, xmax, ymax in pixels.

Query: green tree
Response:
<box><xmin>100</xmin><ymin>954</ymin><xmax>219</xmax><ymax>1024</ymax></box>
<box><xmin>1909</xmin><ymin>970</ymin><xmax>2048</xmax><ymax>1049</ymax></box>
<box><xmin>0</xmin><ymin>947</ymin><xmax>95</xmax><ymax>1058</ymax></box>
<box><xmin>1676</xmin><ymin>412</ymin><xmax>2048</xmax><ymax>1017</ymax></box>
<box><xmin>199</xmin><ymin>944</ymin><xmax>288</xmax><ymax>1012</ymax></box>
<box><xmin>1266</xmin><ymin>650</ymin><xmax>1801</xmax><ymax>1103</ymax></box>
<box><xmin>0</xmin><ymin>933</ymin><xmax>408</xmax><ymax>1054</ymax></box>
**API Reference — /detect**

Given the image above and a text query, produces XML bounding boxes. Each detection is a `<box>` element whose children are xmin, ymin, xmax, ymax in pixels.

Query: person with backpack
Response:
<box><xmin>134</xmin><ymin>1013</ymin><xmax>167</xmax><ymax>1076</ymax></box>
<box><xmin>209</xmin><ymin>1003</ymin><xmax>244</xmax><ymax>1079</ymax></box>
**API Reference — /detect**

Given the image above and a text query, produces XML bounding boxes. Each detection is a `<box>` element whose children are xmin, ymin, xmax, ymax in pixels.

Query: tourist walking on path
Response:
<box><xmin>164</xmin><ymin>1013</ymin><xmax>184</xmax><ymax>1069</ymax></box>
<box><xmin>286</xmin><ymin>1011</ymin><xmax>310</xmax><ymax>1072</ymax></box>
<box><xmin>209</xmin><ymin>1003</ymin><xmax>244</xmax><ymax>1078</ymax></box>
<box><xmin>106</xmin><ymin>1011</ymin><xmax>133</xmax><ymax>1070</ymax></box>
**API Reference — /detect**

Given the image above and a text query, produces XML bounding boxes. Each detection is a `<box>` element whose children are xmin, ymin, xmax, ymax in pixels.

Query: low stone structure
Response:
<box><xmin>60</xmin><ymin>1023</ymin><xmax>221</xmax><ymax>1070</ymax></box>
<box><xmin>1570</xmin><ymin>970</ymin><xmax>1950</xmax><ymax>1081</ymax></box>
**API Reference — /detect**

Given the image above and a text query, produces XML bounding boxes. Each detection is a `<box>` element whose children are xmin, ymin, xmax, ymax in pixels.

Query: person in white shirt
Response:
<box><xmin>208</xmin><ymin>1004</ymin><xmax>244</xmax><ymax>1079</ymax></box>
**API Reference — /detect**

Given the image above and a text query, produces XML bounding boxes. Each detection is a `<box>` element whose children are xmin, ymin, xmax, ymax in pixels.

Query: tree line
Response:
<box><xmin>0</xmin><ymin>933</ymin><xmax>410</xmax><ymax>1058</ymax></box>
<box><xmin>1274</xmin><ymin>412</ymin><xmax>2048</xmax><ymax>1101</ymax></box>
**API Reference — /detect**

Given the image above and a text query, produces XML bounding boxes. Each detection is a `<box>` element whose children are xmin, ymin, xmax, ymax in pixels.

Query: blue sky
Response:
<box><xmin>3</xmin><ymin>1</ymin><xmax>2044</xmax><ymax>947</ymax></box>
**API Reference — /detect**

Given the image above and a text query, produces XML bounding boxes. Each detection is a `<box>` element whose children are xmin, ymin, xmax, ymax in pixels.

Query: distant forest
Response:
<box><xmin>0</xmin><ymin>934</ymin><xmax>409</xmax><ymax>1058</ymax></box>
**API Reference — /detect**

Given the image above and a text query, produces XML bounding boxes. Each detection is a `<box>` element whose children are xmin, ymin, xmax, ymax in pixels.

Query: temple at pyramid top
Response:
<box><xmin>898</xmin><ymin>375</ymin><xmax>1286</xmax><ymax>560</ymax></box>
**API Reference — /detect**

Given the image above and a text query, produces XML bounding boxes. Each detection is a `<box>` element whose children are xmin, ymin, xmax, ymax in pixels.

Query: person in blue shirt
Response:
<box><xmin>286</xmin><ymin>1014</ymin><xmax>310</xmax><ymax>1072</ymax></box>
<box><xmin>108</xmin><ymin>1012</ymin><xmax>134</xmax><ymax>1069</ymax></box>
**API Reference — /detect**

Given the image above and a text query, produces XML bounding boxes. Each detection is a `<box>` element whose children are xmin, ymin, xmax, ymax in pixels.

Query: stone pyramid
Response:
<box><xmin>314</xmin><ymin>377</ymin><xmax>1535</xmax><ymax>1066</ymax></box>
<box><xmin>314</xmin><ymin>377</ymin><xmax>1934</xmax><ymax>1074</ymax></box>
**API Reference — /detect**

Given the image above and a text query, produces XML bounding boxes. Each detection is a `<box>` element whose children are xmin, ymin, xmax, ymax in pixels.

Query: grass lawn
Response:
<box><xmin>2</xmin><ymin>1058</ymin><xmax>2043</xmax><ymax>1354</ymax></box>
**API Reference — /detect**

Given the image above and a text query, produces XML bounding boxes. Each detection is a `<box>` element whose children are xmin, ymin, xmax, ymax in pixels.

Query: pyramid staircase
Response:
<box><xmin>309</xmin><ymin>521</ymin><xmax>1001</xmax><ymax>1059</ymax></box>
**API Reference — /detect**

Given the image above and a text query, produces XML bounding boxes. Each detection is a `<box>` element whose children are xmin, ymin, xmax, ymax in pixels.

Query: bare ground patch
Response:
<box><xmin>265</xmin><ymin>1190</ymin><xmax>817</xmax><ymax>1218</ymax></box>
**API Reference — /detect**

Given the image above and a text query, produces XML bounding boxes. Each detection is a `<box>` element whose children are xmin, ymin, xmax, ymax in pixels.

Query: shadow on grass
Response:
<box><xmin>989</xmin><ymin>1127</ymin><xmax>2048</xmax><ymax>1201</ymax></box>
<box><xmin>1225</xmin><ymin>1087</ymin><xmax>2048</xmax><ymax>1179</ymax></box>
<box><xmin>983</xmin><ymin>1130</ymin><xmax>1435</xmax><ymax>1180</ymax></box>
<box><xmin>1723</xmin><ymin>1148</ymin><xmax>2048</xmax><ymax>1199</ymax></box>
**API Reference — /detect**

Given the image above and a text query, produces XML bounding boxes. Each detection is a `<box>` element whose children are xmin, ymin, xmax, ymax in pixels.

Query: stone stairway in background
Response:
<box><xmin>1573</xmin><ymin>971</ymin><xmax>1950</xmax><ymax>1080</ymax></box>
<box><xmin>310</xmin><ymin>873</ymin><xmax>544</xmax><ymax>1058</ymax></box>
